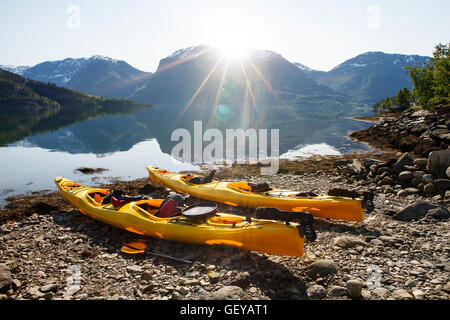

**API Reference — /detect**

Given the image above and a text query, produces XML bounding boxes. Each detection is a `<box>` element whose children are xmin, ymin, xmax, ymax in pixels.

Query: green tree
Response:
<box><xmin>394</xmin><ymin>88</ymin><xmax>411</xmax><ymax>106</ymax></box>
<box><xmin>406</xmin><ymin>42</ymin><xmax>449</xmax><ymax>108</ymax></box>
<box><xmin>430</xmin><ymin>43</ymin><xmax>450</xmax><ymax>105</ymax></box>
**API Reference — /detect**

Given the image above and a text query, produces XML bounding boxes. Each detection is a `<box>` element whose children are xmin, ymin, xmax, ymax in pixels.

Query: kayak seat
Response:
<box><xmin>137</xmin><ymin>203</ymin><xmax>161</xmax><ymax>216</ymax></box>
<box><xmin>88</xmin><ymin>191</ymin><xmax>108</xmax><ymax>204</ymax></box>
<box><xmin>137</xmin><ymin>200</ymin><xmax>182</xmax><ymax>218</ymax></box>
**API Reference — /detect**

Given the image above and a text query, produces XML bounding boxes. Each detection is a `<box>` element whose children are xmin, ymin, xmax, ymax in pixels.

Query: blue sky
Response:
<box><xmin>0</xmin><ymin>0</ymin><xmax>448</xmax><ymax>72</ymax></box>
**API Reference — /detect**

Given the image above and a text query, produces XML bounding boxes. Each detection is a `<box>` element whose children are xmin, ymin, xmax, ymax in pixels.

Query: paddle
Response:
<box><xmin>120</xmin><ymin>241</ymin><xmax>192</xmax><ymax>264</ymax></box>
<box><xmin>121</xmin><ymin>241</ymin><xmax>147</xmax><ymax>254</ymax></box>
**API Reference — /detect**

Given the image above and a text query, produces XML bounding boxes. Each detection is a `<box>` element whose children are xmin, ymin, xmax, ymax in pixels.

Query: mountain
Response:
<box><xmin>0</xmin><ymin>65</ymin><xmax>30</xmax><ymax>76</ymax></box>
<box><xmin>6</xmin><ymin>56</ymin><xmax>153</xmax><ymax>98</ymax></box>
<box><xmin>129</xmin><ymin>45</ymin><xmax>371</xmax><ymax>155</ymax></box>
<box><xmin>307</xmin><ymin>52</ymin><xmax>430</xmax><ymax>104</ymax></box>
<box><xmin>131</xmin><ymin>45</ymin><xmax>364</xmax><ymax>124</ymax></box>
<box><xmin>0</xmin><ymin>68</ymin><xmax>152</xmax><ymax>145</ymax></box>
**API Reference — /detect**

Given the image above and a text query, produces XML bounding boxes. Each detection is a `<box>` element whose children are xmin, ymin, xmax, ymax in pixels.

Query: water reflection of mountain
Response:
<box><xmin>17</xmin><ymin>107</ymin><xmax>373</xmax><ymax>158</ymax></box>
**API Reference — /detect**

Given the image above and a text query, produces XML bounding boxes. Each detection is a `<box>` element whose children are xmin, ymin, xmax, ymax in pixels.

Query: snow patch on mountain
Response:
<box><xmin>0</xmin><ymin>65</ymin><xmax>31</xmax><ymax>75</ymax></box>
<box><xmin>293</xmin><ymin>62</ymin><xmax>312</xmax><ymax>71</ymax></box>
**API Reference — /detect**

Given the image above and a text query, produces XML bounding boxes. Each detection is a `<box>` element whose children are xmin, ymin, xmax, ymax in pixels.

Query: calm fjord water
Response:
<box><xmin>0</xmin><ymin>107</ymin><xmax>372</xmax><ymax>199</ymax></box>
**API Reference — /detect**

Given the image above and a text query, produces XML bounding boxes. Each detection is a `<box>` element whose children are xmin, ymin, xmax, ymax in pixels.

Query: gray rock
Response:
<box><xmin>345</xmin><ymin>160</ymin><xmax>363</xmax><ymax>175</ymax></box>
<box><xmin>412</xmin><ymin>289</ymin><xmax>425</xmax><ymax>299</ymax></box>
<box><xmin>334</xmin><ymin>236</ymin><xmax>367</xmax><ymax>249</ymax></box>
<box><xmin>447</xmin><ymin>166</ymin><xmax>450</xmax><ymax>179</ymax></box>
<box><xmin>445</xmin><ymin>190</ymin><xmax>450</xmax><ymax>200</ymax></box>
<box><xmin>230</xmin><ymin>272</ymin><xmax>250</xmax><ymax>288</ymax></box>
<box><xmin>211</xmin><ymin>286</ymin><xmax>245</xmax><ymax>300</ymax></box>
<box><xmin>40</xmin><ymin>283</ymin><xmax>58</xmax><ymax>293</ymax></box>
<box><xmin>0</xmin><ymin>264</ymin><xmax>12</xmax><ymax>292</ymax></box>
<box><xmin>427</xmin><ymin>149</ymin><xmax>450</xmax><ymax>178</ymax></box>
<box><xmin>425</xmin><ymin>206</ymin><xmax>450</xmax><ymax>220</ymax></box>
<box><xmin>422</xmin><ymin>174</ymin><xmax>434</xmax><ymax>184</ymax></box>
<box><xmin>443</xmin><ymin>282</ymin><xmax>450</xmax><ymax>293</ymax></box>
<box><xmin>434</xmin><ymin>179</ymin><xmax>450</xmax><ymax>191</ymax></box>
<box><xmin>379</xmin><ymin>176</ymin><xmax>394</xmax><ymax>186</ymax></box>
<box><xmin>377</xmin><ymin>167</ymin><xmax>391</xmax><ymax>175</ymax></box>
<box><xmin>346</xmin><ymin>280</ymin><xmax>363</xmax><ymax>298</ymax></box>
<box><xmin>11</xmin><ymin>279</ymin><xmax>21</xmax><ymax>290</ymax></box>
<box><xmin>392</xmin><ymin>289</ymin><xmax>413</xmax><ymax>300</ymax></box>
<box><xmin>423</xmin><ymin>183</ymin><xmax>437</xmax><ymax>194</ymax></box>
<box><xmin>141</xmin><ymin>271</ymin><xmax>153</xmax><ymax>282</ymax></box>
<box><xmin>393</xmin><ymin>153</ymin><xmax>415</xmax><ymax>174</ymax></box>
<box><xmin>397</xmin><ymin>190</ymin><xmax>408</xmax><ymax>197</ymax></box>
<box><xmin>405</xmin><ymin>279</ymin><xmax>418</xmax><ymax>288</ymax></box>
<box><xmin>328</xmin><ymin>286</ymin><xmax>347</xmax><ymax>297</ymax></box>
<box><xmin>207</xmin><ymin>271</ymin><xmax>220</xmax><ymax>283</ymax></box>
<box><xmin>413</xmin><ymin>170</ymin><xmax>426</xmax><ymax>181</ymax></box>
<box><xmin>372</xmin><ymin>287</ymin><xmax>389</xmax><ymax>299</ymax></box>
<box><xmin>126</xmin><ymin>265</ymin><xmax>142</xmax><ymax>274</ymax></box>
<box><xmin>399</xmin><ymin>171</ymin><xmax>413</xmax><ymax>183</ymax></box>
<box><xmin>305</xmin><ymin>259</ymin><xmax>339</xmax><ymax>279</ymax></box>
<box><xmin>394</xmin><ymin>201</ymin><xmax>439</xmax><ymax>221</ymax></box>
<box><xmin>307</xmin><ymin>285</ymin><xmax>327</xmax><ymax>300</ymax></box>
<box><xmin>405</xmin><ymin>188</ymin><xmax>419</xmax><ymax>194</ymax></box>
<box><xmin>364</xmin><ymin>158</ymin><xmax>385</xmax><ymax>168</ymax></box>
<box><xmin>413</xmin><ymin>158</ymin><xmax>428</xmax><ymax>169</ymax></box>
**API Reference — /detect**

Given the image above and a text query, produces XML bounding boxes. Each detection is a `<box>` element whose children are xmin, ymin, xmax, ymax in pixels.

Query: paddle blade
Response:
<box><xmin>121</xmin><ymin>241</ymin><xmax>147</xmax><ymax>254</ymax></box>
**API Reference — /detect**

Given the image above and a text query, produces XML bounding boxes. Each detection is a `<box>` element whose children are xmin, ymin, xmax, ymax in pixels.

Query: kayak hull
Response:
<box><xmin>146</xmin><ymin>166</ymin><xmax>364</xmax><ymax>222</ymax></box>
<box><xmin>54</xmin><ymin>177</ymin><xmax>305</xmax><ymax>256</ymax></box>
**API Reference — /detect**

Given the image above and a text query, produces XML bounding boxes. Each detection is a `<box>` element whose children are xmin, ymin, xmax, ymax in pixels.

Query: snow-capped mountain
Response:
<box><xmin>293</xmin><ymin>62</ymin><xmax>312</xmax><ymax>72</ymax></box>
<box><xmin>0</xmin><ymin>65</ymin><xmax>30</xmax><ymax>76</ymax></box>
<box><xmin>330</xmin><ymin>51</ymin><xmax>428</xmax><ymax>73</ymax></box>
<box><xmin>2</xmin><ymin>56</ymin><xmax>153</xmax><ymax>98</ymax></box>
<box><xmin>311</xmin><ymin>52</ymin><xmax>430</xmax><ymax>104</ymax></box>
<box><xmin>131</xmin><ymin>44</ymin><xmax>355</xmax><ymax>121</ymax></box>
<box><xmin>22</xmin><ymin>58</ymin><xmax>87</xmax><ymax>85</ymax></box>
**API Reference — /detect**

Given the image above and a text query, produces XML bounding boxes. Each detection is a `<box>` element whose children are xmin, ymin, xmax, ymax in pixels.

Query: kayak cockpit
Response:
<box><xmin>60</xmin><ymin>181</ymin><xmax>84</xmax><ymax>191</ymax></box>
<box><xmin>133</xmin><ymin>200</ymin><xmax>181</xmax><ymax>221</ymax></box>
<box><xmin>86</xmin><ymin>190</ymin><xmax>110</xmax><ymax>206</ymax></box>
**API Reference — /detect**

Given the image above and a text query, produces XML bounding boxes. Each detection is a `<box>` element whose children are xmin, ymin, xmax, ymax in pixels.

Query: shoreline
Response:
<box><xmin>1</xmin><ymin>135</ymin><xmax>449</xmax><ymax>301</ymax></box>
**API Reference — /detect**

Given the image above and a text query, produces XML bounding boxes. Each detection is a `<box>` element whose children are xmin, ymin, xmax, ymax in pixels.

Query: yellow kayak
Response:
<box><xmin>146</xmin><ymin>166</ymin><xmax>371</xmax><ymax>222</ymax></box>
<box><xmin>54</xmin><ymin>177</ymin><xmax>311</xmax><ymax>256</ymax></box>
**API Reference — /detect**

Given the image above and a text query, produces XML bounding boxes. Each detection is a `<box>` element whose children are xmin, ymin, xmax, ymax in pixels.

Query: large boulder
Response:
<box><xmin>393</xmin><ymin>201</ymin><xmax>439</xmax><ymax>221</ymax></box>
<box><xmin>393</xmin><ymin>153</ymin><xmax>415</xmax><ymax>174</ymax></box>
<box><xmin>427</xmin><ymin>149</ymin><xmax>450</xmax><ymax>178</ymax></box>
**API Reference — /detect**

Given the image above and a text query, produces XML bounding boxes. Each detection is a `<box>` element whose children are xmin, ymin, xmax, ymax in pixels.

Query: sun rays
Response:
<box><xmin>161</xmin><ymin>45</ymin><xmax>278</xmax><ymax>129</ymax></box>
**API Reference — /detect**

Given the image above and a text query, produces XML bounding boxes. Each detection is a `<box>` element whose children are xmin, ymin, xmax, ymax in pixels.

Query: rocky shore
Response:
<box><xmin>350</xmin><ymin>105</ymin><xmax>450</xmax><ymax>157</ymax></box>
<box><xmin>1</xmin><ymin>111</ymin><xmax>449</xmax><ymax>300</ymax></box>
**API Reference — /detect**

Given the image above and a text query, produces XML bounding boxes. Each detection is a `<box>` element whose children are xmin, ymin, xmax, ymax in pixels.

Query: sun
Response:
<box><xmin>218</xmin><ymin>44</ymin><xmax>248</xmax><ymax>59</ymax></box>
<box><xmin>208</xmin><ymin>27</ymin><xmax>250</xmax><ymax>59</ymax></box>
